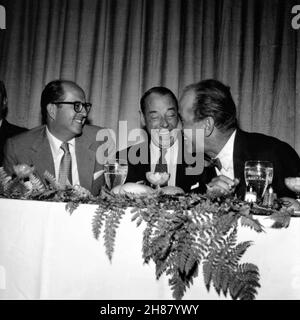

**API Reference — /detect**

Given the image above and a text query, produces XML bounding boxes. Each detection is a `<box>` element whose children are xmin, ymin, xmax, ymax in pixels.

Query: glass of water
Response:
<box><xmin>104</xmin><ymin>159</ymin><xmax>128</xmax><ymax>190</ymax></box>
<box><xmin>244</xmin><ymin>160</ymin><xmax>274</xmax><ymax>200</ymax></box>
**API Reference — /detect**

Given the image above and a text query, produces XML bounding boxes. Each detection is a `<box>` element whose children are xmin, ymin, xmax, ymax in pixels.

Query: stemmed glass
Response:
<box><xmin>145</xmin><ymin>171</ymin><xmax>170</xmax><ymax>189</ymax></box>
<box><xmin>104</xmin><ymin>159</ymin><xmax>128</xmax><ymax>190</ymax></box>
<box><xmin>285</xmin><ymin>177</ymin><xmax>300</xmax><ymax>202</ymax></box>
<box><xmin>244</xmin><ymin>160</ymin><xmax>274</xmax><ymax>201</ymax></box>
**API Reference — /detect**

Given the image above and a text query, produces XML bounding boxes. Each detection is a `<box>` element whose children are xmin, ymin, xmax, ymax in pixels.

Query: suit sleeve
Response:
<box><xmin>275</xmin><ymin>142</ymin><xmax>300</xmax><ymax>197</ymax></box>
<box><xmin>2</xmin><ymin>138</ymin><xmax>18</xmax><ymax>175</ymax></box>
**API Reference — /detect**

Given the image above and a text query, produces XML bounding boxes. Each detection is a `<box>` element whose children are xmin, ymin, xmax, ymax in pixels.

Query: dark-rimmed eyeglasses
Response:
<box><xmin>53</xmin><ymin>101</ymin><xmax>92</xmax><ymax>113</ymax></box>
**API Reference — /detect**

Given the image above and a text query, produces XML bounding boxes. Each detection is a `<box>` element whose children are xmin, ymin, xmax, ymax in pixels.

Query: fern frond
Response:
<box><xmin>0</xmin><ymin>167</ymin><xmax>12</xmax><ymax>195</ymax></box>
<box><xmin>142</xmin><ymin>224</ymin><xmax>153</xmax><ymax>263</ymax></box>
<box><xmin>65</xmin><ymin>201</ymin><xmax>79</xmax><ymax>215</ymax></box>
<box><xmin>169</xmin><ymin>270</ymin><xmax>187</xmax><ymax>300</ymax></box>
<box><xmin>203</xmin><ymin>260</ymin><xmax>213</xmax><ymax>291</ymax></box>
<box><xmin>226</xmin><ymin>241</ymin><xmax>253</xmax><ymax>268</ymax></box>
<box><xmin>229</xmin><ymin>263</ymin><xmax>260</xmax><ymax>300</ymax></box>
<box><xmin>29</xmin><ymin>173</ymin><xmax>45</xmax><ymax>193</ymax></box>
<box><xmin>43</xmin><ymin>170</ymin><xmax>62</xmax><ymax>190</ymax></box>
<box><xmin>103</xmin><ymin>208</ymin><xmax>125</xmax><ymax>262</ymax></box>
<box><xmin>240</xmin><ymin>215</ymin><xmax>264</xmax><ymax>233</ymax></box>
<box><xmin>92</xmin><ymin>206</ymin><xmax>108</xmax><ymax>240</ymax></box>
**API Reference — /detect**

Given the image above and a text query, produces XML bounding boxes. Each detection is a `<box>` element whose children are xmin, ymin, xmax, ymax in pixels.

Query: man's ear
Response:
<box><xmin>2</xmin><ymin>96</ymin><xmax>8</xmax><ymax>108</ymax></box>
<box><xmin>46</xmin><ymin>103</ymin><xmax>57</xmax><ymax>120</ymax></box>
<box><xmin>140</xmin><ymin>110</ymin><xmax>146</xmax><ymax>127</ymax></box>
<box><xmin>204</xmin><ymin>116</ymin><xmax>215</xmax><ymax>137</ymax></box>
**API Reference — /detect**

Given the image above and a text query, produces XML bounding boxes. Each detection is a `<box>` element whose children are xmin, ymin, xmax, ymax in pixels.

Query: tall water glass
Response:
<box><xmin>244</xmin><ymin>160</ymin><xmax>274</xmax><ymax>199</ymax></box>
<box><xmin>104</xmin><ymin>160</ymin><xmax>128</xmax><ymax>190</ymax></box>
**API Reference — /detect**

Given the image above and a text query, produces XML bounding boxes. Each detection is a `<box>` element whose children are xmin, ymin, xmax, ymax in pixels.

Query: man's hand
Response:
<box><xmin>206</xmin><ymin>175</ymin><xmax>240</xmax><ymax>196</ymax></box>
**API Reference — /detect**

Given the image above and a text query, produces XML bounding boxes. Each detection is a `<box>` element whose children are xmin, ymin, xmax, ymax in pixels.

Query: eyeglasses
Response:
<box><xmin>53</xmin><ymin>101</ymin><xmax>92</xmax><ymax>113</ymax></box>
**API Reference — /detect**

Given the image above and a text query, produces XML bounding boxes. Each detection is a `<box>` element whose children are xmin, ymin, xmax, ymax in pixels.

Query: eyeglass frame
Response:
<box><xmin>52</xmin><ymin>101</ymin><xmax>92</xmax><ymax>113</ymax></box>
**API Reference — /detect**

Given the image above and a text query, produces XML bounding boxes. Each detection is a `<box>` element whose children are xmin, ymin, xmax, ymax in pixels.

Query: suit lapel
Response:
<box><xmin>31</xmin><ymin>126</ymin><xmax>55</xmax><ymax>178</ymax></box>
<box><xmin>233</xmin><ymin>129</ymin><xmax>248</xmax><ymax>198</ymax></box>
<box><xmin>75</xmin><ymin>133</ymin><xmax>96</xmax><ymax>192</ymax></box>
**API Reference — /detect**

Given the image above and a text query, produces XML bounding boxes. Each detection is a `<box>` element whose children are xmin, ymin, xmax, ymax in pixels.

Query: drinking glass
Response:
<box><xmin>244</xmin><ymin>160</ymin><xmax>274</xmax><ymax>200</ymax></box>
<box><xmin>285</xmin><ymin>177</ymin><xmax>300</xmax><ymax>202</ymax></box>
<box><xmin>104</xmin><ymin>160</ymin><xmax>128</xmax><ymax>190</ymax></box>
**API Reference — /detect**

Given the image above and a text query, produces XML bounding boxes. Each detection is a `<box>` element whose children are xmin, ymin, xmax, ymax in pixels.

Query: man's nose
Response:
<box><xmin>160</xmin><ymin>117</ymin><xmax>168</xmax><ymax>128</ymax></box>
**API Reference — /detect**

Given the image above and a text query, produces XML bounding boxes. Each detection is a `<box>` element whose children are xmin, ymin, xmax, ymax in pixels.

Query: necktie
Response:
<box><xmin>154</xmin><ymin>148</ymin><xmax>168</xmax><ymax>187</ymax></box>
<box><xmin>58</xmin><ymin>142</ymin><xmax>72</xmax><ymax>187</ymax></box>
<box><xmin>204</xmin><ymin>154</ymin><xmax>222</xmax><ymax>171</ymax></box>
<box><xmin>155</xmin><ymin>148</ymin><xmax>168</xmax><ymax>173</ymax></box>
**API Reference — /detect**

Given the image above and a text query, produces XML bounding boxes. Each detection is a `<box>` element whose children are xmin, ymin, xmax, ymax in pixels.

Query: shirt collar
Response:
<box><xmin>46</xmin><ymin>126</ymin><xmax>75</xmax><ymax>155</ymax></box>
<box><xmin>215</xmin><ymin>129</ymin><xmax>236</xmax><ymax>171</ymax></box>
<box><xmin>150</xmin><ymin>139</ymin><xmax>178</xmax><ymax>164</ymax></box>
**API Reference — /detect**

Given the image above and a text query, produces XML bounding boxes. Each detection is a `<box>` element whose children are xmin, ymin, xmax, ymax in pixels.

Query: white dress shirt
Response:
<box><xmin>150</xmin><ymin>140</ymin><xmax>179</xmax><ymax>187</ymax></box>
<box><xmin>214</xmin><ymin>130</ymin><xmax>237</xmax><ymax>180</ymax></box>
<box><xmin>46</xmin><ymin>127</ymin><xmax>80</xmax><ymax>185</ymax></box>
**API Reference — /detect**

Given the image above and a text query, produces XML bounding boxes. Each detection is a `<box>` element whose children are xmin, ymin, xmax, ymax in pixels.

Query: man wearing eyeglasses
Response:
<box><xmin>3</xmin><ymin>80</ymin><xmax>115</xmax><ymax>195</ymax></box>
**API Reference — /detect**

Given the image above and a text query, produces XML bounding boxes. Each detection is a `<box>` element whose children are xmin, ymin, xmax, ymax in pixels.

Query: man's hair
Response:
<box><xmin>40</xmin><ymin>79</ymin><xmax>82</xmax><ymax>124</ymax></box>
<box><xmin>184</xmin><ymin>79</ymin><xmax>237</xmax><ymax>131</ymax></box>
<box><xmin>140</xmin><ymin>86</ymin><xmax>178</xmax><ymax>114</ymax></box>
<box><xmin>0</xmin><ymin>80</ymin><xmax>8</xmax><ymax>118</ymax></box>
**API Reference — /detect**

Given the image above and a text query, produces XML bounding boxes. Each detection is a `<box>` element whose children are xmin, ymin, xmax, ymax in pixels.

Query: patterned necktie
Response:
<box><xmin>58</xmin><ymin>142</ymin><xmax>72</xmax><ymax>187</ymax></box>
<box><xmin>155</xmin><ymin>148</ymin><xmax>168</xmax><ymax>173</ymax></box>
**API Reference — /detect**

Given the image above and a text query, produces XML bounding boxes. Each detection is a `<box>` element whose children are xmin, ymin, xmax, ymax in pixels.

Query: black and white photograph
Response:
<box><xmin>0</xmin><ymin>0</ymin><xmax>300</xmax><ymax>305</ymax></box>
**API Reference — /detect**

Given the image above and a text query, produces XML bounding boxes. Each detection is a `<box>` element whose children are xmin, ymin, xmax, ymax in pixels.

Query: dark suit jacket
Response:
<box><xmin>117</xmin><ymin>136</ymin><xmax>200</xmax><ymax>193</ymax></box>
<box><xmin>0</xmin><ymin>119</ymin><xmax>27</xmax><ymax>166</ymax></box>
<box><xmin>3</xmin><ymin>124</ymin><xmax>114</xmax><ymax>196</ymax></box>
<box><xmin>195</xmin><ymin>129</ymin><xmax>300</xmax><ymax>198</ymax></box>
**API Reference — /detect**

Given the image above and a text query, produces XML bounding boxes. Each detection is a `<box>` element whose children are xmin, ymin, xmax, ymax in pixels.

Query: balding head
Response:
<box><xmin>41</xmin><ymin>80</ymin><xmax>85</xmax><ymax>124</ymax></box>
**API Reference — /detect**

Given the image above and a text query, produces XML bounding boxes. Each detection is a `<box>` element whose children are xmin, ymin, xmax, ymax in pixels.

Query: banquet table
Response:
<box><xmin>0</xmin><ymin>198</ymin><xmax>300</xmax><ymax>300</ymax></box>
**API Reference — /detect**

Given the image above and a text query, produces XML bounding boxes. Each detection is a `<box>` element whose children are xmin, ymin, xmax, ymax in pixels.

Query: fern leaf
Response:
<box><xmin>0</xmin><ymin>167</ymin><xmax>12</xmax><ymax>195</ymax></box>
<box><xmin>92</xmin><ymin>206</ymin><xmax>107</xmax><ymax>240</ymax></box>
<box><xmin>29</xmin><ymin>173</ymin><xmax>45</xmax><ymax>193</ymax></box>
<box><xmin>142</xmin><ymin>224</ymin><xmax>153</xmax><ymax>263</ymax></box>
<box><xmin>169</xmin><ymin>270</ymin><xmax>187</xmax><ymax>300</ymax></box>
<box><xmin>203</xmin><ymin>260</ymin><xmax>213</xmax><ymax>291</ymax></box>
<box><xmin>65</xmin><ymin>201</ymin><xmax>79</xmax><ymax>215</ymax></box>
<box><xmin>226</xmin><ymin>241</ymin><xmax>253</xmax><ymax>268</ymax></box>
<box><xmin>43</xmin><ymin>170</ymin><xmax>62</xmax><ymax>190</ymax></box>
<box><xmin>229</xmin><ymin>263</ymin><xmax>260</xmax><ymax>300</ymax></box>
<box><xmin>240</xmin><ymin>215</ymin><xmax>264</xmax><ymax>233</ymax></box>
<box><xmin>103</xmin><ymin>208</ymin><xmax>125</xmax><ymax>262</ymax></box>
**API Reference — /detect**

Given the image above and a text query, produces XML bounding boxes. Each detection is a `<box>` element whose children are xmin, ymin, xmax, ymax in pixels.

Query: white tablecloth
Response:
<box><xmin>0</xmin><ymin>198</ymin><xmax>300</xmax><ymax>300</ymax></box>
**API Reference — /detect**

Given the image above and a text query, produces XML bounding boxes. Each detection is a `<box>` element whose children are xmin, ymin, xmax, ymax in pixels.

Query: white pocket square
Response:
<box><xmin>93</xmin><ymin>170</ymin><xmax>105</xmax><ymax>180</ymax></box>
<box><xmin>190</xmin><ymin>182</ymin><xmax>199</xmax><ymax>190</ymax></box>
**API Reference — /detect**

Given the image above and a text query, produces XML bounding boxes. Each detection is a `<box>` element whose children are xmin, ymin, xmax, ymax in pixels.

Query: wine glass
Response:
<box><xmin>244</xmin><ymin>160</ymin><xmax>274</xmax><ymax>200</ymax></box>
<box><xmin>285</xmin><ymin>177</ymin><xmax>300</xmax><ymax>202</ymax></box>
<box><xmin>145</xmin><ymin>171</ymin><xmax>170</xmax><ymax>189</ymax></box>
<box><xmin>104</xmin><ymin>159</ymin><xmax>128</xmax><ymax>190</ymax></box>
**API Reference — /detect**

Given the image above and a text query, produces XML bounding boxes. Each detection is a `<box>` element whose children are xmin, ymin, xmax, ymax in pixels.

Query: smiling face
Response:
<box><xmin>179</xmin><ymin>89</ymin><xmax>206</xmax><ymax>153</ymax></box>
<box><xmin>48</xmin><ymin>83</ymin><xmax>87</xmax><ymax>141</ymax></box>
<box><xmin>143</xmin><ymin>93</ymin><xmax>179</xmax><ymax>148</ymax></box>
